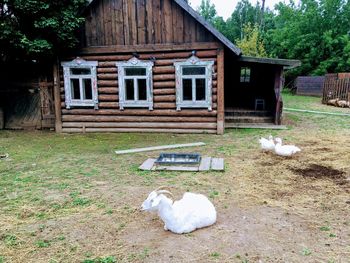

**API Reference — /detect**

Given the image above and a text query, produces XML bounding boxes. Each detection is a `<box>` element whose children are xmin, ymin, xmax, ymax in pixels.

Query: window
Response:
<box><xmin>116</xmin><ymin>57</ymin><xmax>154</xmax><ymax>110</ymax></box>
<box><xmin>174</xmin><ymin>55</ymin><xmax>214</xmax><ymax>111</ymax></box>
<box><xmin>240</xmin><ymin>67</ymin><xmax>251</xmax><ymax>83</ymax></box>
<box><xmin>61</xmin><ymin>58</ymin><xmax>98</xmax><ymax>109</ymax></box>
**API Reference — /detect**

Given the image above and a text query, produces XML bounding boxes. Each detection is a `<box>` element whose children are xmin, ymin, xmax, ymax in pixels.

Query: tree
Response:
<box><xmin>0</xmin><ymin>0</ymin><xmax>88</xmax><ymax>62</ymax></box>
<box><xmin>197</xmin><ymin>0</ymin><xmax>217</xmax><ymax>24</ymax></box>
<box><xmin>236</xmin><ymin>23</ymin><xmax>267</xmax><ymax>57</ymax></box>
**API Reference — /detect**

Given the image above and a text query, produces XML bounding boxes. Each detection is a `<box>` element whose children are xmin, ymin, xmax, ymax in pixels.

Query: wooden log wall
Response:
<box><xmin>59</xmin><ymin>49</ymin><xmax>220</xmax><ymax>134</ymax></box>
<box><xmin>82</xmin><ymin>0</ymin><xmax>215</xmax><ymax>47</ymax></box>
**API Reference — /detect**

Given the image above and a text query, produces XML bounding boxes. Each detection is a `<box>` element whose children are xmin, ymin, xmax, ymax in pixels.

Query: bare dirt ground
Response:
<box><xmin>1</xmin><ymin>102</ymin><xmax>350</xmax><ymax>262</ymax></box>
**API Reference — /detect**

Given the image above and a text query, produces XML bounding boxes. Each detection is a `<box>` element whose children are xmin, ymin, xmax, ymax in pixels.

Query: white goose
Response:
<box><xmin>259</xmin><ymin>135</ymin><xmax>276</xmax><ymax>152</ymax></box>
<box><xmin>274</xmin><ymin>138</ymin><xmax>301</xmax><ymax>157</ymax></box>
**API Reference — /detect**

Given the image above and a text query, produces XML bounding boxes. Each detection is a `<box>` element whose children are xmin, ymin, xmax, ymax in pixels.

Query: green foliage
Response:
<box><xmin>82</xmin><ymin>256</ymin><xmax>117</xmax><ymax>263</ymax></box>
<box><xmin>0</xmin><ymin>0</ymin><xmax>87</xmax><ymax>62</ymax></box>
<box><xmin>236</xmin><ymin>23</ymin><xmax>268</xmax><ymax>57</ymax></box>
<box><xmin>196</xmin><ymin>0</ymin><xmax>350</xmax><ymax>78</ymax></box>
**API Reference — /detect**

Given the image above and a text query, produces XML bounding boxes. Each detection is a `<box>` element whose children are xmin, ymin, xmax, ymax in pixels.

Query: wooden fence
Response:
<box><xmin>322</xmin><ymin>73</ymin><xmax>350</xmax><ymax>104</ymax></box>
<box><xmin>296</xmin><ymin>76</ymin><xmax>325</xmax><ymax>96</ymax></box>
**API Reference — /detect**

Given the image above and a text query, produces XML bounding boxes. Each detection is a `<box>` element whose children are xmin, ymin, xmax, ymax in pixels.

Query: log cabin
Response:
<box><xmin>53</xmin><ymin>0</ymin><xmax>301</xmax><ymax>135</ymax></box>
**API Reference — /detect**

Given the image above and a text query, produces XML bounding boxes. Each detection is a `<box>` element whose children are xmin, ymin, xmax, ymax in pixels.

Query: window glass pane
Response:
<box><xmin>125</xmin><ymin>79</ymin><xmax>135</xmax><ymax>100</ymax></box>
<box><xmin>71</xmin><ymin>79</ymin><xmax>80</xmax><ymax>99</ymax></box>
<box><xmin>138</xmin><ymin>79</ymin><xmax>147</xmax><ymax>101</ymax></box>
<box><xmin>183</xmin><ymin>67</ymin><xmax>205</xmax><ymax>75</ymax></box>
<box><xmin>196</xmin><ymin>79</ymin><xmax>206</xmax><ymax>101</ymax></box>
<box><xmin>125</xmin><ymin>67</ymin><xmax>146</xmax><ymax>76</ymax></box>
<box><xmin>82</xmin><ymin>79</ymin><xmax>92</xmax><ymax>100</ymax></box>
<box><xmin>183</xmin><ymin>79</ymin><xmax>192</xmax><ymax>101</ymax></box>
<box><xmin>240</xmin><ymin>67</ymin><xmax>251</xmax><ymax>83</ymax></box>
<box><xmin>71</xmin><ymin>68</ymin><xmax>91</xmax><ymax>75</ymax></box>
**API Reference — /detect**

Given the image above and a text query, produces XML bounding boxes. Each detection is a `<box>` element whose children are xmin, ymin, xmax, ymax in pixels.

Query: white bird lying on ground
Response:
<box><xmin>259</xmin><ymin>135</ymin><xmax>275</xmax><ymax>151</ymax></box>
<box><xmin>274</xmin><ymin>138</ymin><xmax>301</xmax><ymax>157</ymax></box>
<box><xmin>141</xmin><ymin>187</ymin><xmax>217</xmax><ymax>234</ymax></box>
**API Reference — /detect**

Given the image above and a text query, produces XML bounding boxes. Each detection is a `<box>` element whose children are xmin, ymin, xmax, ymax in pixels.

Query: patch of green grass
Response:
<box><xmin>301</xmin><ymin>248</ymin><xmax>312</xmax><ymax>256</ymax></box>
<box><xmin>3</xmin><ymin>234</ymin><xmax>18</xmax><ymax>247</ymax></box>
<box><xmin>209</xmin><ymin>190</ymin><xmax>219</xmax><ymax>199</ymax></box>
<box><xmin>35</xmin><ymin>240</ymin><xmax>50</xmax><ymax>248</ymax></box>
<box><xmin>82</xmin><ymin>256</ymin><xmax>117</xmax><ymax>263</ymax></box>
<box><xmin>127</xmin><ymin>248</ymin><xmax>150</xmax><ymax>261</ymax></box>
<box><xmin>329</xmin><ymin>233</ymin><xmax>337</xmax><ymax>238</ymax></box>
<box><xmin>320</xmin><ymin>226</ymin><xmax>331</xmax><ymax>231</ymax></box>
<box><xmin>209</xmin><ymin>252</ymin><xmax>220</xmax><ymax>258</ymax></box>
<box><xmin>0</xmin><ymin>256</ymin><xmax>4</xmax><ymax>263</ymax></box>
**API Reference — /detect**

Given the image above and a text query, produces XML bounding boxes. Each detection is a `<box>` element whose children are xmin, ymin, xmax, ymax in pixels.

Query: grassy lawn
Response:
<box><xmin>0</xmin><ymin>94</ymin><xmax>349</xmax><ymax>263</ymax></box>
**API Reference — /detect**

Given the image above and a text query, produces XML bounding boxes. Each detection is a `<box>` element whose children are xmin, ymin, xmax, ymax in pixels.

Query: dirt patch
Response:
<box><xmin>290</xmin><ymin>164</ymin><xmax>348</xmax><ymax>188</ymax></box>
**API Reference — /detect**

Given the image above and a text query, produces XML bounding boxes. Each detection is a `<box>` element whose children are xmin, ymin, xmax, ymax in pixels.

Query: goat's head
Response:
<box><xmin>141</xmin><ymin>187</ymin><xmax>173</xmax><ymax>211</ymax></box>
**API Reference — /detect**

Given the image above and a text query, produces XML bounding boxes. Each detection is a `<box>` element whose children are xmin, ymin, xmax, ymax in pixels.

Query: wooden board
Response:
<box><xmin>199</xmin><ymin>157</ymin><xmax>211</xmax><ymax>171</ymax></box>
<box><xmin>155</xmin><ymin>166</ymin><xmax>199</xmax><ymax>171</ymax></box>
<box><xmin>211</xmin><ymin>158</ymin><xmax>224</xmax><ymax>171</ymax></box>
<box><xmin>139</xmin><ymin>158</ymin><xmax>156</xmax><ymax>170</ymax></box>
<box><xmin>115</xmin><ymin>142</ymin><xmax>206</xmax><ymax>155</ymax></box>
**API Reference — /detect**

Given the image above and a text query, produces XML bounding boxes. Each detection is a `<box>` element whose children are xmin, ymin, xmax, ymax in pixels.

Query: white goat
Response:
<box><xmin>141</xmin><ymin>187</ymin><xmax>217</xmax><ymax>234</ymax></box>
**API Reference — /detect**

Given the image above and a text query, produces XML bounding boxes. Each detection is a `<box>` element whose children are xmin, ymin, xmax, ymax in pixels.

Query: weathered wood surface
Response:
<box><xmin>211</xmin><ymin>158</ymin><xmax>224</xmax><ymax>171</ymax></box>
<box><xmin>115</xmin><ymin>142</ymin><xmax>206</xmax><ymax>155</ymax></box>
<box><xmin>139</xmin><ymin>158</ymin><xmax>156</xmax><ymax>170</ymax></box>
<box><xmin>60</xmin><ymin>48</ymin><xmax>220</xmax><ymax>133</ymax></box>
<box><xmin>322</xmin><ymin>73</ymin><xmax>350</xmax><ymax>104</ymax></box>
<box><xmin>295</xmin><ymin>76</ymin><xmax>325</xmax><ymax>97</ymax></box>
<box><xmin>82</xmin><ymin>0</ymin><xmax>216</xmax><ymax>48</ymax></box>
<box><xmin>198</xmin><ymin>157</ymin><xmax>212</xmax><ymax>171</ymax></box>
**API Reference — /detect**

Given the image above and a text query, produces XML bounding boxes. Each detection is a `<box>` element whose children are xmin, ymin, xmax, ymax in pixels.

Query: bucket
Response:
<box><xmin>0</xmin><ymin>108</ymin><xmax>4</xmax><ymax>129</ymax></box>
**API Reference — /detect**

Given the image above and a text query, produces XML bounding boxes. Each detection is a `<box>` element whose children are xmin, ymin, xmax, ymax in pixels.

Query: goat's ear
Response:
<box><xmin>152</xmin><ymin>196</ymin><xmax>162</xmax><ymax>207</ymax></box>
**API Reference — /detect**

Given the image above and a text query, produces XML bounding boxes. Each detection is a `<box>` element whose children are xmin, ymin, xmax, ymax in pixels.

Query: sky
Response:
<box><xmin>189</xmin><ymin>0</ymin><xmax>285</xmax><ymax>20</ymax></box>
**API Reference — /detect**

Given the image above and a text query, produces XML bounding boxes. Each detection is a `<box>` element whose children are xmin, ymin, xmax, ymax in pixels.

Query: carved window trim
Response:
<box><xmin>61</xmin><ymin>58</ymin><xmax>98</xmax><ymax>109</ymax></box>
<box><xmin>174</xmin><ymin>55</ymin><xmax>214</xmax><ymax>111</ymax></box>
<box><xmin>116</xmin><ymin>57</ymin><xmax>154</xmax><ymax>110</ymax></box>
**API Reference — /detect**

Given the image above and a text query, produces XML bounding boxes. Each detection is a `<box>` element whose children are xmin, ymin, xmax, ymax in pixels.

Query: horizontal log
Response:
<box><xmin>98</xmin><ymin>80</ymin><xmax>118</xmax><ymax>87</ymax></box>
<box><xmin>154</xmin><ymin>95</ymin><xmax>176</xmax><ymax>102</ymax></box>
<box><xmin>99</xmin><ymin>87</ymin><xmax>118</xmax><ymax>94</ymax></box>
<box><xmin>155</xmin><ymin>58</ymin><xmax>217</xmax><ymax>66</ymax></box>
<box><xmin>98</xmin><ymin>73</ymin><xmax>118</xmax><ymax>80</ymax></box>
<box><xmin>153</xmin><ymin>66</ymin><xmax>175</xmax><ymax>74</ymax></box>
<box><xmin>98</xmin><ymin>94</ymin><xmax>118</xmax><ymax>101</ymax></box>
<box><xmin>99</xmin><ymin>62</ymin><xmax>118</xmax><ymax>67</ymax></box>
<box><xmin>153</xmin><ymin>74</ymin><xmax>175</xmax><ymax>81</ymax></box>
<box><xmin>99</xmin><ymin>102</ymin><xmax>119</xmax><ymax>108</ymax></box>
<box><xmin>153</xmin><ymin>103</ymin><xmax>176</xmax><ymax>109</ymax></box>
<box><xmin>62</xmin><ymin>116</ymin><xmax>216</xmax><ymax>123</ymax></box>
<box><xmin>153</xmin><ymin>88</ymin><xmax>175</xmax><ymax>95</ymax></box>
<box><xmin>61</xmin><ymin>109</ymin><xmax>217</xmax><ymax>117</ymax></box>
<box><xmin>153</xmin><ymin>81</ymin><xmax>175</xmax><ymax>88</ymax></box>
<box><xmin>62</xmin><ymin>122</ymin><xmax>217</xmax><ymax>129</ymax></box>
<box><xmin>97</xmin><ymin>67</ymin><xmax>118</xmax><ymax>73</ymax></box>
<box><xmin>62</xmin><ymin>128</ymin><xmax>217</xmax><ymax>134</ymax></box>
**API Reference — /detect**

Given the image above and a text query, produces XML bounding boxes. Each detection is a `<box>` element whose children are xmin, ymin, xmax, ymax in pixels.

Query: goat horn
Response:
<box><xmin>155</xmin><ymin>186</ymin><xmax>171</xmax><ymax>192</ymax></box>
<box><xmin>156</xmin><ymin>190</ymin><xmax>174</xmax><ymax>199</ymax></box>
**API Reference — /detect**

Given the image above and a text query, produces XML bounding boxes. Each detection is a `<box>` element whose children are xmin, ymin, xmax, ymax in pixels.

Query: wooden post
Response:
<box><xmin>216</xmin><ymin>47</ymin><xmax>225</xmax><ymax>135</ymax></box>
<box><xmin>53</xmin><ymin>59</ymin><xmax>62</xmax><ymax>132</ymax></box>
<box><xmin>274</xmin><ymin>67</ymin><xmax>283</xmax><ymax>125</ymax></box>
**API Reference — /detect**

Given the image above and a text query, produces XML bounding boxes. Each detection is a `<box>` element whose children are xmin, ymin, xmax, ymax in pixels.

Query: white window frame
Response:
<box><xmin>61</xmin><ymin>58</ymin><xmax>98</xmax><ymax>109</ymax></box>
<box><xmin>174</xmin><ymin>55</ymin><xmax>214</xmax><ymax>111</ymax></box>
<box><xmin>116</xmin><ymin>57</ymin><xmax>154</xmax><ymax>110</ymax></box>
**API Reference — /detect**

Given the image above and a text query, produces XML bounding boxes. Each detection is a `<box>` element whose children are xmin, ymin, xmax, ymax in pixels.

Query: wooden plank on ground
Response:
<box><xmin>139</xmin><ymin>158</ymin><xmax>156</xmax><ymax>171</ymax></box>
<box><xmin>155</xmin><ymin>166</ymin><xmax>199</xmax><ymax>172</ymax></box>
<box><xmin>199</xmin><ymin>157</ymin><xmax>211</xmax><ymax>171</ymax></box>
<box><xmin>211</xmin><ymin>158</ymin><xmax>224</xmax><ymax>171</ymax></box>
<box><xmin>115</xmin><ymin>142</ymin><xmax>206</xmax><ymax>155</ymax></box>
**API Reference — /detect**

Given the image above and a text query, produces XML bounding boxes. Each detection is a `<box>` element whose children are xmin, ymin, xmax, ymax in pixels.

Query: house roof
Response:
<box><xmin>239</xmin><ymin>56</ymin><xmax>301</xmax><ymax>69</ymax></box>
<box><xmin>85</xmin><ymin>0</ymin><xmax>242</xmax><ymax>56</ymax></box>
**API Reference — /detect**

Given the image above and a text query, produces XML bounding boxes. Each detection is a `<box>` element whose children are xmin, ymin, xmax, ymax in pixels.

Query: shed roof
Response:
<box><xmin>239</xmin><ymin>56</ymin><xmax>301</xmax><ymax>69</ymax></box>
<box><xmin>86</xmin><ymin>0</ymin><xmax>242</xmax><ymax>56</ymax></box>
